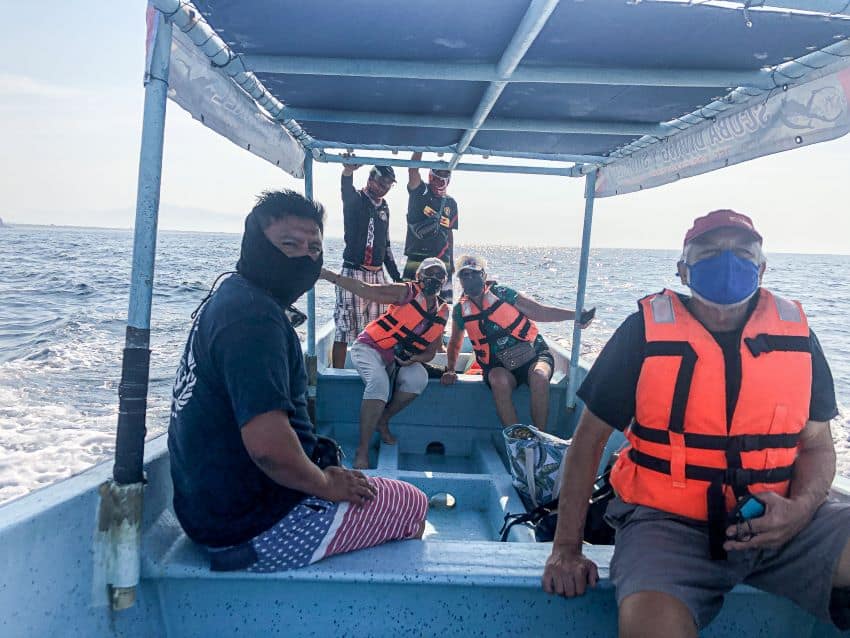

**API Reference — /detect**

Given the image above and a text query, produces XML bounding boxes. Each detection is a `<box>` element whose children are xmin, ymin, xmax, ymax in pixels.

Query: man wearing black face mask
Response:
<box><xmin>323</xmin><ymin>257</ymin><xmax>449</xmax><ymax>469</ymax></box>
<box><xmin>333</xmin><ymin>160</ymin><xmax>402</xmax><ymax>369</ymax></box>
<box><xmin>168</xmin><ymin>190</ymin><xmax>427</xmax><ymax>573</ymax></box>
<box><xmin>442</xmin><ymin>255</ymin><xmax>593</xmax><ymax>432</ymax></box>
<box><xmin>402</xmin><ymin>152</ymin><xmax>459</xmax><ymax>302</ymax></box>
<box><xmin>542</xmin><ymin>210</ymin><xmax>850</xmax><ymax>637</ymax></box>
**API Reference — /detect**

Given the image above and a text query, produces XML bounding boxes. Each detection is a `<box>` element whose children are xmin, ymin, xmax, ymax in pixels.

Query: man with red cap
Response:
<box><xmin>402</xmin><ymin>152</ymin><xmax>459</xmax><ymax>302</ymax></box>
<box><xmin>542</xmin><ymin>209</ymin><xmax>850</xmax><ymax>635</ymax></box>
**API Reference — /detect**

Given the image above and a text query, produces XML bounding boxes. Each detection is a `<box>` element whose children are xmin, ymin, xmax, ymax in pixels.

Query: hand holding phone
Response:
<box><xmin>732</xmin><ymin>495</ymin><xmax>766</xmax><ymax>521</ymax></box>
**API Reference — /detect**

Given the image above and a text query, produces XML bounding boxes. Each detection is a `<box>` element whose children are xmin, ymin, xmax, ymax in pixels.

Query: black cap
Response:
<box><xmin>371</xmin><ymin>165</ymin><xmax>396</xmax><ymax>182</ymax></box>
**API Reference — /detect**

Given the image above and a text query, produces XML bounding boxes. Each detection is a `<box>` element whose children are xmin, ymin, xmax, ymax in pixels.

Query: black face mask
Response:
<box><xmin>420</xmin><ymin>276</ymin><xmax>444</xmax><ymax>296</ymax></box>
<box><xmin>460</xmin><ymin>272</ymin><xmax>485</xmax><ymax>297</ymax></box>
<box><xmin>235</xmin><ymin>212</ymin><xmax>323</xmax><ymax>307</ymax></box>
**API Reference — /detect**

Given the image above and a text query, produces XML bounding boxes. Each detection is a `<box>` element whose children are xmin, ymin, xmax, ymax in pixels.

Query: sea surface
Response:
<box><xmin>0</xmin><ymin>225</ymin><xmax>848</xmax><ymax>505</ymax></box>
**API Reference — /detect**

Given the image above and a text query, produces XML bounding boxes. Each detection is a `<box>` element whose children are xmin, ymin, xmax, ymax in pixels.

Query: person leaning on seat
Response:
<box><xmin>542</xmin><ymin>209</ymin><xmax>850</xmax><ymax>636</ymax></box>
<box><xmin>332</xmin><ymin>157</ymin><xmax>403</xmax><ymax>369</ymax></box>
<box><xmin>167</xmin><ymin>190</ymin><xmax>427</xmax><ymax>573</ymax></box>
<box><xmin>323</xmin><ymin>257</ymin><xmax>450</xmax><ymax>469</ymax></box>
<box><xmin>402</xmin><ymin>152</ymin><xmax>459</xmax><ymax>302</ymax></box>
<box><xmin>441</xmin><ymin>255</ymin><xmax>593</xmax><ymax>431</ymax></box>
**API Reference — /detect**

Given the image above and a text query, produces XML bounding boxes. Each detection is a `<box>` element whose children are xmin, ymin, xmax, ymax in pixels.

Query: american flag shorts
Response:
<box><xmin>247</xmin><ymin>477</ymin><xmax>427</xmax><ymax>573</ymax></box>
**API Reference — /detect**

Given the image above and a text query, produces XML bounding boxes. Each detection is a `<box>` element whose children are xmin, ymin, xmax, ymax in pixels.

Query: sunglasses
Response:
<box><xmin>458</xmin><ymin>270</ymin><xmax>483</xmax><ymax>279</ymax></box>
<box><xmin>285</xmin><ymin>305</ymin><xmax>307</xmax><ymax>328</ymax></box>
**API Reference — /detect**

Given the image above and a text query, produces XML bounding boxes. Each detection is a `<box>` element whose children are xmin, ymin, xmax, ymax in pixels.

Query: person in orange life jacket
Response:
<box><xmin>322</xmin><ymin>257</ymin><xmax>449</xmax><ymax>469</ymax></box>
<box><xmin>332</xmin><ymin>157</ymin><xmax>402</xmax><ymax>369</ymax></box>
<box><xmin>542</xmin><ymin>210</ymin><xmax>850</xmax><ymax>636</ymax></box>
<box><xmin>402</xmin><ymin>152</ymin><xmax>459</xmax><ymax>302</ymax></box>
<box><xmin>441</xmin><ymin>255</ymin><xmax>594</xmax><ymax>431</ymax></box>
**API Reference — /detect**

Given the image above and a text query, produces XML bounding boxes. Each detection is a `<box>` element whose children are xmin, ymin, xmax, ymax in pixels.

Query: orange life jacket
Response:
<box><xmin>363</xmin><ymin>284</ymin><xmax>448</xmax><ymax>353</ymax></box>
<box><xmin>610</xmin><ymin>288</ymin><xmax>812</xmax><ymax>521</ymax></box>
<box><xmin>459</xmin><ymin>286</ymin><xmax>539</xmax><ymax>366</ymax></box>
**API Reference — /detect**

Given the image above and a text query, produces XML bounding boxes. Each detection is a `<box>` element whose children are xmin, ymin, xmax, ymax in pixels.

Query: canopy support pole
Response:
<box><xmin>103</xmin><ymin>8</ymin><xmax>172</xmax><ymax>612</ymax></box>
<box><xmin>304</xmin><ymin>152</ymin><xmax>317</xmax><ymax>359</ymax></box>
<box><xmin>566</xmin><ymin>170</ymin><xmax>597</xmax><ymax>410</ymax></box>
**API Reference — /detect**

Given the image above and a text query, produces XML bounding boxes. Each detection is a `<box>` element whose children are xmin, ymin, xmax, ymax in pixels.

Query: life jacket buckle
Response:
<box><xmin>744</xmin><ymin>334</ymin><xmax>770</xmax><ymax>357</ymax></box>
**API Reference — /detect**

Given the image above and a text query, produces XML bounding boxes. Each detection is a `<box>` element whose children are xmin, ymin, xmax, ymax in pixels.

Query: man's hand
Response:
<box><xmin>723</xmin><ymin>491</ymin><xmax>816</xmax><ymax>551</ymax></box>
<box><xmin>542</xmin><ymin>547</ymin><xmax>599</xmax><ymax>597</ymax></box>
<box><xmin>315</xmin><ymin>466</ymin><xmax>377</xmax><ymax>506</ymax></box>
<box><xmin>341</xmin><ymin>151</ymin><xmax>362</xmax><ymax>174</ymax></box>
<box><xmin>441</xmin><ymin>370</ymin><xmax>457</xmax><ymax>385</ymax></box>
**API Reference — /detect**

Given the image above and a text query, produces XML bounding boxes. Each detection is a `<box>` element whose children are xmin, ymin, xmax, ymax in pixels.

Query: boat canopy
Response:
<box><xmin>151</xmin><ymin>0</ymin><xmax>850</xmax><ymax>196</ymax></box>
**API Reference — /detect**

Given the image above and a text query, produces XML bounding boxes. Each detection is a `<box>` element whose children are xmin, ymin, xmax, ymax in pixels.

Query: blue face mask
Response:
<box><xmin>686</xmin><ymin>250</ymin><xmax>760</xmax><ymax>306</ymax></box>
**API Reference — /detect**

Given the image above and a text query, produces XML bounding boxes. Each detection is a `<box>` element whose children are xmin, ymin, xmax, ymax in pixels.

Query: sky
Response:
<box><xmin>2</xmin><ymin>2</ymin><xmax>850</xmax><ymax>254</ymax></box>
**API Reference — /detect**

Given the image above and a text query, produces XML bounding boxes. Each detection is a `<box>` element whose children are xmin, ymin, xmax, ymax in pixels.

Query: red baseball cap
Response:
<box><xmin>683</xmin><ymin>209</ymin><xmax>762</xmax><ymax>247</ymax></box>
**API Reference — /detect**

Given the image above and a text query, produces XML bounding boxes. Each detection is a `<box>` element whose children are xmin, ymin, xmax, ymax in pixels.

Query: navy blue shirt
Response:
<box><xmin>168</xmin><ymin>274</ymin><xmax>317</xmax><ymax>547</ymax></box>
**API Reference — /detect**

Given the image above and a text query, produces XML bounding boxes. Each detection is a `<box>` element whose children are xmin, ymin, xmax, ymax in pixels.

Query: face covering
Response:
<box><xmin>365</xmin><ymin>178</ymin><xmax>392</xmax><ymax>201</ymax></box>
<box><xmin>686</xmin><ymin>249</ymin><xmax>759</xmax><ymax>306</ymax></box>
<box><xmin>460</xmin><ymin>272</ymin><xmax>485</xmax><ymax>297</ymax></box>
<box><xmin>428</xmin><ymin>170</ymin><xmax>450</xmax><ymax>197</ymax></box>
<box><xmin>420</xmin><ymin>276</ymin><xmax>444</xmax><ymax>296</ymax></box>
<box><xmin>235</xmin><ymin>212</ymin><xmax>323</xmax><ymax>307</ymax></box>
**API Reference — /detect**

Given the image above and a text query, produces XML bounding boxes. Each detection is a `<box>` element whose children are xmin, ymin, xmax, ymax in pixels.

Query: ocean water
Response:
<box><xmin>0</xmin><ymin>225</ymin><xmax>848</xmax><ymax>504</ymax></box>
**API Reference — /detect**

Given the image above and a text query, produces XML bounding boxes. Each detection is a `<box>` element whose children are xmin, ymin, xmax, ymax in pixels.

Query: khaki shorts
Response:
<box><xmin>605</xmin><ymin>497</ymin><xmax>850</xmax><ymax>629</ymax></box>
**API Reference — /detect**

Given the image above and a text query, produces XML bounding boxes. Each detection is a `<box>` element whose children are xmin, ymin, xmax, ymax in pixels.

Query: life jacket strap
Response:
<box><xmin>627</xmin><ymin>448</ymin><xmax>794</xmax><ymax>486</ymax></box>
<box><xmin>630</xmin><ymin>421</ymin><xmax>801</xmax><ymax>452</ymax></box>
<box><xmin>744</xmin><ymin>333</ymin><xmax>810</xmax><ymax>358</ymax></box>
<box><xmin>643</xmin><ymin>341</ymin><xmax>698</xmax><ymax>434</ymax></box>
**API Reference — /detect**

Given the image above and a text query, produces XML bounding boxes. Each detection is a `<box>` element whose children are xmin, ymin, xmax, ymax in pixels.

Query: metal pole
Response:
<box><xmin>304</xmin><ymin>153</ymin><xmax>317</xmax><ymax>357</ymax></box>
<box><xmin>566</xmin><ymin>170</ymin><xmax>597</xmax><ymax>409</ymax></box>
<box><xmin>101</xmin><ymin>8</ymin><xmax>172</xmax><ymax>613</ymax></box>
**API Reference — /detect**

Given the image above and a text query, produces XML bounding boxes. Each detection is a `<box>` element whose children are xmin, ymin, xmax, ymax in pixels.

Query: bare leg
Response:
<box><xmin>376</xmin><ymin>390</ymin><xmax>418</xmax><ymax>444</ymax></box>
<box><xmin>332</xmin><ymin>341</ymin><xmax>347</xmax><ymax>369</ymax></box>
<box><xmin>487</xmin><ymin>367</ymin><xmax>519</xmax><ymax>426</ymax></box>
<box><xmin>619</xmin><ymin>591</ymin><xmax>697</xmax><ymax>638</ymax></box>
<box><xmin>355</xmin><ymin>398</ymin><xmax>386</xmax><ymax>469</ymax></box>
<box><xmin>528</xmin><ymin>361</ymin><xmax>553</xmax><ymax>431</ymax></box>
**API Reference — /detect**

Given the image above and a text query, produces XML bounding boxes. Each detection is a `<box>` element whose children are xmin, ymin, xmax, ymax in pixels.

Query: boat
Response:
<box><xmin>2</xmin><ymin>1</ymin><xmax>850</xmax><ymax>636</ymax></box>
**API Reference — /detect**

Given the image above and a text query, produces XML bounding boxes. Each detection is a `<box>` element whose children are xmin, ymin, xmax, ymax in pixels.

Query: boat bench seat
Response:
<box><xmin>316</xmin><ymin>368</ymin><xmax>575</xmax><ymax>437</ymax></box>
<box><xmin>141</xmin><ymin>509</ymin><xmax>835</xmax><ymax>637</ymax></box>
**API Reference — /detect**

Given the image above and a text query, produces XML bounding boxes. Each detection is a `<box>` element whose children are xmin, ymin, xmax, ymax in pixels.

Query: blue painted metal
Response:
<box><xmin>316</xmin><ymin>151</ymin><xmax>579</xmax><ymax>177</ymax></box>
<box><xmin>449</xmin><ymin>0</ymin><xmax>561</xmax><ymax>170</ymax></box>
<box><xmin>311</xmin><ymin>140</ymin><xmax>606</xmax><ymax>164</ymax></box>
<box><xmin>246</xmin><ymin>54</ymin><xmax>769</xmax><ymax>88</ymax></box>
<box><xmin>304</xmin><ymin>153</ymin><xmax>316</xmax><ymax>357</ymax></box>
<box><xmin>567</xmin><ymin>171</ymin><xmax>598</xmax><ymax>410</ymax></box>
<box><xmin>283</xmin><ymin>107</ymin><xmax>662</xmax><ymax>136</ymax></box>
<box><xmin>127</xmin><ymin>14</ymin><xmax>172</xmax><ymax>332</ymax></box>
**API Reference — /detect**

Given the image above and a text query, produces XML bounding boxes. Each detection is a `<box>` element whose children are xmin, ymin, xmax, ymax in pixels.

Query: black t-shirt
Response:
<box><xmin>167</xmin><ymin>274</ymin><xmax>317</xmax><ymax>547</ymax></box>
<box><xmin>404</xmin><ymin>182</ymin><xmax>458</xmax><ymax>269</ymax></box>
<box><xmin>341</xmin><ymin>174</ymin><xmax>400</xmax><ymax>280</ymax></box>
<box><xmin>578</xmin><ymin>291</ymin><xmax>838</xmax><ymax>432</ymax></box>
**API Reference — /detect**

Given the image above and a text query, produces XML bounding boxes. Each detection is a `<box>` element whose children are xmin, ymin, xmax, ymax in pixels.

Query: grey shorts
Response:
<box><xmin>606</xmin><ymin>497</ymin><xmax>850</xmax><ymax>629</ymax></box>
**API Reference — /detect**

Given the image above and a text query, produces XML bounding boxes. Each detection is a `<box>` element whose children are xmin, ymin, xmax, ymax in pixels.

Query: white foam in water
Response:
<box><xmin>0</xmin><ymin>227</ymin><xmax>849</xmax><ymax>505</ymax></box>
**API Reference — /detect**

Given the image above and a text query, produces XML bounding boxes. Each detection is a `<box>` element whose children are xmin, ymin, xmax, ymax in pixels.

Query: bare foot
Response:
<box><xmin>377</xmin><ymin>424</ymin><xmax>397</xmax><ymax>445</ymax></box>
<box><xmin>353</xmin><ymin>450</ymin><xmax>370</xmax><ymax>469</ymax></box>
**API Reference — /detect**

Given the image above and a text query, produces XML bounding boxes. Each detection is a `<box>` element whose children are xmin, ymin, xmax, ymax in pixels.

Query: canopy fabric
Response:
<box><xmin>156</xmin><ymin>0</ymin><xmax>850</xmax><ymax>194</ymax></box>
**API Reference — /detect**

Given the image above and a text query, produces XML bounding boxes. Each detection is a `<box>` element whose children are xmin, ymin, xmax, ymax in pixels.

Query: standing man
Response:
<box><xmin>441</xmin><ymin>255</ymin><xmax>593</xmax><ymax>431</ymax></box>
<box><xmin>542</xmin><ymin>210</ymin><xmax>850</xmax><ymax>635</ymax></box>
<box><xmin>403</xmin><ymin>152</ymin><xmax>459</xmax><ymax>302</ymax></box>
<box><xmin>168</xmin><ymin>190</ymin><xmax>427</xmax><ymax>573</ymax></box>
<box><xmin>333</xmin><ymin>160</ymin><xmax>403</xmax><ymax>368</ymax></box>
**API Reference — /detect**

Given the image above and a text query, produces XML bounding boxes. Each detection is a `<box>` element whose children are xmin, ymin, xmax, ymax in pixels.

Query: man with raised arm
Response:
<box><xmin>441</xmin><ymin>255</ymin><xmax>593</xmax><ymax>431</ymax></box>
<box><xmin>332</xmin><ymin>160</ymin><xmax>403</xmax><ymax>368</ymax></box>
<box><xmin>402</xmin><ymin>152</ymin><xmax>459</xmax><ymax>302</ymax></box>
<box><xmin>168</xmin><ymin>190</ymin><xmax>426</xmax><ymax>573</ymax></box>
<box><xmin>542</xmin><ymin>210</ymin><xmax>850</xmax><ymax>636</ymax></box>
<box><xmin>324</xmin><ymin>257</ymin><xmax>449</xmax><ymax>469</ymax></box>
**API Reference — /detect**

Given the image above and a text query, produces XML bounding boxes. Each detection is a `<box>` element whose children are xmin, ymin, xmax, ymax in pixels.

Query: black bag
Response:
<box><xmin>498</xmin><ymin>467</ymin><xmax>616</xmax><ymax>544</ymax></box>
<box><xmin>311</xmin><ymin>435</ymin><xmax>343</xmax><ymax>469</ymax></box>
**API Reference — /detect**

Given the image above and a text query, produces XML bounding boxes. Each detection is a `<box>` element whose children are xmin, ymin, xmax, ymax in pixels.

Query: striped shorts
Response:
<box><xmin>333</xmin><ymin>266</ymin><xmax>388</xmax><ymax>344</ymax></box>
<box><xmin>247</xmin><ymin>477</ymin><xmax>427</xmax><ymax>572</ymax></box>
